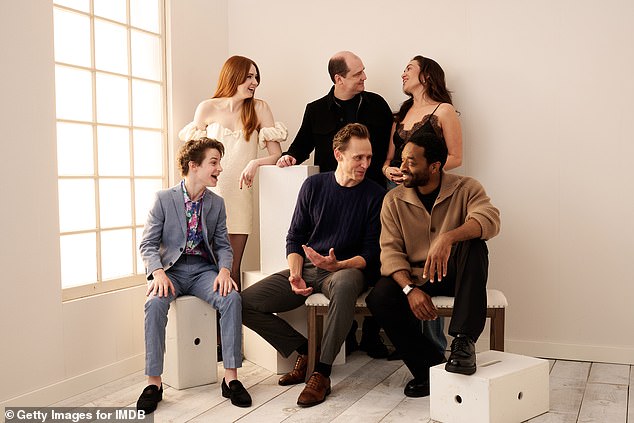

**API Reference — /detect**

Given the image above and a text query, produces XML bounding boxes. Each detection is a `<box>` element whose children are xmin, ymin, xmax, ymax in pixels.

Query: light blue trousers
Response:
<box><xmin>144</xmin><ymin>254</ymin><xmax>242</xmax><ymax>376</ymax></box>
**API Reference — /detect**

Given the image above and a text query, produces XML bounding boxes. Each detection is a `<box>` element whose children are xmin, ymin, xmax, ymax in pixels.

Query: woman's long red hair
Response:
<box><xmin>213</xmin><ymin>55</ymin><xmax>261</xmax><ymax>140</ymax></box>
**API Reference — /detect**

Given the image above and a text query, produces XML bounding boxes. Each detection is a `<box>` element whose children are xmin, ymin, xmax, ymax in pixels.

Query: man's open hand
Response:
<box><xmin>303</xmin><ymin>245</ymin><xmax>340</xmax><ymax>272</ymax></box>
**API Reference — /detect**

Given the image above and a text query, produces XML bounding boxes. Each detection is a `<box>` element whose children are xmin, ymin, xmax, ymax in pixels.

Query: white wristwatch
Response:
<box><xmin>402</xmin><ymin>283</ymin><xmax>415</xmax><ymax>296</ymax></box>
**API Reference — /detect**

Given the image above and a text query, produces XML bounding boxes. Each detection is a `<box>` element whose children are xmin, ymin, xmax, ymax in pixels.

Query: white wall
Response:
<box><xmin>226</xmin><ymin>0</ymin><xmax>634</xmax><ymax>364</ymax></box>
<box><xmin>1</xmin><ymin>0</ymin><xmax>632</xmax><ymax>408</ymax></box>
<box><xmin>0</xmin><ymin>0</ymin><xmax>66</xmax><ymax>406</ymax></box>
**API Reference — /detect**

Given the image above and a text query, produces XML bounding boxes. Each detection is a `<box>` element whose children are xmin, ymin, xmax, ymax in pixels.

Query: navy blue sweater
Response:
<box><xmin>286</xmin><ymin>172</ymin><xmax>385</xmax><ymax>283</ymax></box>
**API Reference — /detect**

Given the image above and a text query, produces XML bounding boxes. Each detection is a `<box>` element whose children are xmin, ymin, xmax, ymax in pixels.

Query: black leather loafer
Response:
<box><xmin>222</xmin><ymin>378</ymin><xmax>252</xmax><ymax>407</ymax></box>
<box><xmin>136</xmin><ymin>384</ymin><xmax>163</xmax><ymax>414</ymax></box>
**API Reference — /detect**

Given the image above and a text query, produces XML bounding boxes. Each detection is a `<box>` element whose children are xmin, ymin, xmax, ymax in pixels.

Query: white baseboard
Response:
<box><xmin>379</xmin><ymin>324</ymin><xmax>633</xmax><ymax>365</ymax></box>
<box><xmin>0</xmin><ymin>354</ymin><xmax>144</xmax><ymax>409</ymax></box>
<box><xmin>490</xmin><ymin>338</ymin><xmax>634</xmax><ymax>365</ymax></box>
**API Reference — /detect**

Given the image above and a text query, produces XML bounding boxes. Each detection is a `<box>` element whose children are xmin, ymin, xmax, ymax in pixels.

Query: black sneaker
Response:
<box><xmin>445</xmin><ymin>334</ymin><xmax>476</xmax><ymax>375</ymax></box>
<box><xmin>136</xmin><ymin>384</ymin><xmax>162</xmax><ymax>414</ymax></box>
<box><xmin>221</xmin><ymin>378</ymin><xmax>252</xmax><ymax>407</ymax></box>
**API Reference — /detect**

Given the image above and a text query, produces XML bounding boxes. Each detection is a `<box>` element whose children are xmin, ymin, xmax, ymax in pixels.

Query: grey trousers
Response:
<box><xmin>241</xmin><ymin>263</ymin><xmax>366</xmax><ymax>365</ymax></box>
<box><xmin>144</xmin><ymin>254</ymin><xmax>242</xmax><ymax>376</ymax></box>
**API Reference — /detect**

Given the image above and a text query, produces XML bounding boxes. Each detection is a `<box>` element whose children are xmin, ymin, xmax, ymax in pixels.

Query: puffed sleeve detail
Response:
<box><xmin>178</xmin><ymin>121</ymin><xmax>207</xmax><ymax>142</ymax></box>
<box><xmin>258</xmin><ymin>122</ymin><xmax>288</xmax><ymax>149</ymax></box>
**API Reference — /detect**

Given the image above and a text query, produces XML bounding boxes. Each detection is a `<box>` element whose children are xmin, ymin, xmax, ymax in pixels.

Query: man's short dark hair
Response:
<box><xmin>177</xmin><ymin>137</ymin><xmax>224</xmax><ymax>176</ymax></box>
<box><xmin>407</xmin><ymin>131</ymin><xmax>448</xmax><ymax>169</ymax></box>
<box><xmin>328</xmin><ymin>55</ymin><xmax>350</xmax><ymax>83</ymax></box>
<box><xmin>332</xmin><ymin>123</ymin><xmax>370</xmax><ymax>152</ymax></box>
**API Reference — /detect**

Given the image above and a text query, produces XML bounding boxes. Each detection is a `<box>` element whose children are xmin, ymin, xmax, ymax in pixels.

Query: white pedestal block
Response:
<box><xmin>258</xmin><ymin>165</ymin><xmax>319</xmax><ymax>274</ymax></box>
<box><xmin>430</xmin><ymin>350</ymin><xmax>549</xmax><ymax>423</ymax></box>
<box><xmin>242</xmin><ymin>271</ymin><xmax>306</xmax><ymax>374</ymax></box>
<box><xmin>242</xmin><ymin>270</ymin><xmax>345</xmax><ymax>374</ymax></box>
<box><xmin>163</xmin><ymin>295</ymin><xmax>218</xmax><ymax>390</ymax></box>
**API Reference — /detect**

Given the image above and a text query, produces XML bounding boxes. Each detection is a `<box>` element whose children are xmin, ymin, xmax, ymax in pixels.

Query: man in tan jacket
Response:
<box><xmin>366</xmin><ymin>131</ymin><xmax>500</xmax><ymax>398</ymax></box>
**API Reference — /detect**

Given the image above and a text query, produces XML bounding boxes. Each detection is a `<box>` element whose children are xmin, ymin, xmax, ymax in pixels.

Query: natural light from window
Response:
<box><xmin>53</xmin><ymin>0</ymin><xmax>166</xmax><ymax>296</ymax></box>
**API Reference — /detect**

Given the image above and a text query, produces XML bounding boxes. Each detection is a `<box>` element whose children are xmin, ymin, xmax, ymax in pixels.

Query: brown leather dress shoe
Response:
<box><xmin>278</xmin><ymin>354</ymin><xmax>308</xmax><ymax>386</ymax></box>
<box><xmin>297</xmin><ymin>372</ymin><xmax>331</xmax><ymax>407</ymax></box>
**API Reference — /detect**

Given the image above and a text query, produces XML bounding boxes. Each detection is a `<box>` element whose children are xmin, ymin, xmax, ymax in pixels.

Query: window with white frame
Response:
<box><xmin>53</xmin><ymin>0</ymin><xmax>167</xmax><ymax>299</ymax></box>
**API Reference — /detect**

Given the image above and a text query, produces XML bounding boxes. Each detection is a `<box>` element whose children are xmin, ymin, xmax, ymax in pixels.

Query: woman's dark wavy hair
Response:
<box><xmin>394</xmin><ymin>56</ymin><xmax>453</xmax><ymax>123</ymax></box>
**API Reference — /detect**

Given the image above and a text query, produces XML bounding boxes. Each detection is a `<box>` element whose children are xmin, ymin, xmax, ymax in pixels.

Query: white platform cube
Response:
<box><xmin>242</xmin><ymin>270</ymin><xmax>345</xmax><ymax>374</ymax></box>
<box><xmin>430</xmin><ymin>350</ymin><xmax>549</xmax><ymax>423</ymax></box>
<box><xmin>163</xmin><ymin>295</ymin><xmax>218</xmax><ymax>390</ymax></box>
<box><xmin>258</xmin><ymin>165</ymin><xmax>319</xmax><ymax>274</ymax></box>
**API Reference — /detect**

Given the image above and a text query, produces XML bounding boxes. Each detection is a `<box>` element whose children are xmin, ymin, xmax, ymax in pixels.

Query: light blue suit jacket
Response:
<box><xmin>139</xmin><ymin>183</ymin><xmax>233</xmax><ymax>280</ymax></box>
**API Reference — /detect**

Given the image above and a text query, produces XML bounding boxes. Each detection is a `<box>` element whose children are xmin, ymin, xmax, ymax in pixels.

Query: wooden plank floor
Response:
<box><xmin>53</xmin><ymin>352</ymin><xmax>633</xmax><ymax>423</ymax></box>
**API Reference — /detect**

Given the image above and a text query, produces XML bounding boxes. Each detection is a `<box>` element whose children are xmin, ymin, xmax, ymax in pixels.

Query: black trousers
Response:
<box><xmin>366</xmin><ymin>239</ymin><xmax>489</xmax><ymax>380</ymax></box>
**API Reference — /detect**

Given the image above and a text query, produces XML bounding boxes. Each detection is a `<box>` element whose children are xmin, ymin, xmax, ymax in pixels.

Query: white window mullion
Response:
<box><xmin>87</xmin><ymin>0</ymin><xmax>104</xmax><ymax>285</ymax></box>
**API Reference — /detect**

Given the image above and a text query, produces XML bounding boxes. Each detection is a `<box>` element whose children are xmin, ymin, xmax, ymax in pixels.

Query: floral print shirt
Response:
<box><xmin>181</xmin><ymin>180</ymin><xmax>208</xmax><ymax>258</ymax></box>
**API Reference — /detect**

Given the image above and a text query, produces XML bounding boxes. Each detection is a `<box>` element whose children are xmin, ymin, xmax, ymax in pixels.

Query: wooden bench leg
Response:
<box><xmin>489</xmin><ymin>308</ymin><xmax>505</xmax><ymax>351</ymax></box>
<box><xmin>306</xmin><ymin>307</ymin><xmax>322</xmax><ymax>381</ymax></box>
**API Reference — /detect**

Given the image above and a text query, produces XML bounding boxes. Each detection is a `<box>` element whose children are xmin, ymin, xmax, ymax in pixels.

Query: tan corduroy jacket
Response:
<box><xmin>380</xmin><ymin>172</ymin><xmax>500</xmax><ymax>280</ymax></box>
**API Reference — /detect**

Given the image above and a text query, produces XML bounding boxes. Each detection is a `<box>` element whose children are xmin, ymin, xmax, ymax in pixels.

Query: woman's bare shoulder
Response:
<box><xmin>437</xmin><ymin>102</ymin><xmax>457</xmax><ymax>114</ymax></box>
<box><xmin>436</xmin><ymin>103</ymin><xmax>460</xmax><ymax>121</ymax></box>
<box><xmin>253</xmin><ymin>98</ymin><xmax>271</xmax><ymax>111</ymax></box>
<box><xmin>197</xmin><ymin>97</ymin><xmax>224</xmax><ymax>110</ymax></box>
<box><xmin>194</xmin><ymin>98</ymin><xmax>227</xmax><ymax>121</ymax></box>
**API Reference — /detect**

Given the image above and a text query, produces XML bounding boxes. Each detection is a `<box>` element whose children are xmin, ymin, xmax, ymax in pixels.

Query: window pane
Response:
<box><xmin>99</xmin><ymin>179</ymin><xmax>131</xmax><ymax>227</ymax></box>
<box><xmin>132</xmin><ymin>80</ymin><xmax>161</xmax><ymax>128</ymax></box>
<box><xmin>96</xmin><ymin>73</ymin><xmax>129</xmax><ymax>125</ymax></box>
<box><xmin>58</xmin><ymin>179</ymin><xmax>96</xmax><ymax>232</ymax></box>
<box><xmin>55</xmin><ymin>65</ymin><xmax>93</xmax><ymax>121</ymax></box>
<box><xmin>94</xmin><ymin>0</ymin><xmax>127</xmax><ymax>23</ymax></box>
<box><xmin>57</xmin><ymin>122</ymin><xmax>94</xmax><ymax>175</ymax></box>
<box><xmin>136</xmin><ymin>226</ymin><xmax>145</xmax><ymax>275</ymax></box>
<box><xmin>131</xmin><ymin>0</ymin><xmax>160</xmax><ymax>33</ymax></box>
<box><xmin>54</xmin><ymin>0</ymin><xmax>89</xmax><ymax>13</ymax></box>
<box><xmin>94</xmin><ymin>19</ymin><xmax>128</xmax><ymax>74</ymax></box>
<box><xmin>135</xmin><ymin>179</ymin><xmax>162</xmax><ymax>224</ymax></box>
<box><xmin>131</xmin><ymin>30</ymin><xmax>161</xmax><ymax>81</ymax></box>
<box><xmin>97</xmin><ymin>126</ymin><xmax>130</xmax><ymax>176</ymax></box>
<box><xmin>53</xmin><ymin>8</ymin><xmax>91</xmax><ymax>67</ymax></box>
<box><xmin>101</xmin><ymin>229</ymin><xmax>133</xmax><ymax>280</ymax></box>
<box><xmin>133</xmin><ymin>130</ymin><xmax>162</xmax><ymax>176</ymax></box>
<box><xmin>60</xmin><ymin>233</ymin><xmax>97</xmax><ymax>288</ymax></box>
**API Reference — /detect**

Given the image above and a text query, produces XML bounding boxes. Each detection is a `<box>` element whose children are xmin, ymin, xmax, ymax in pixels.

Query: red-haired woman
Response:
<box><xmin>180</xmin><ymin>55</ymin><xmax>286</xmax><ymax>289</ymax></box>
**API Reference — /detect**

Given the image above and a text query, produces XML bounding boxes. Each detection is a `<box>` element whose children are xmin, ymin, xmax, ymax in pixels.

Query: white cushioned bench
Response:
<box><xmin>304</xmin><ymin>288</ymin><xmax>508</xmax><ymax>379</ymax></box>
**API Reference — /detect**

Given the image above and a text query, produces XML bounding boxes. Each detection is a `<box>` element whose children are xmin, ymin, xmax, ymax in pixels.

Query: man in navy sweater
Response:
<box><xmin>277</xmin><ymin>51</ymin><xmax>392</xmax><ymax>358</ymax></box>
<box><xmin>242</xmin><ymin>123</ymin><xmax>385</xmax><ymax>407</ymax></box>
